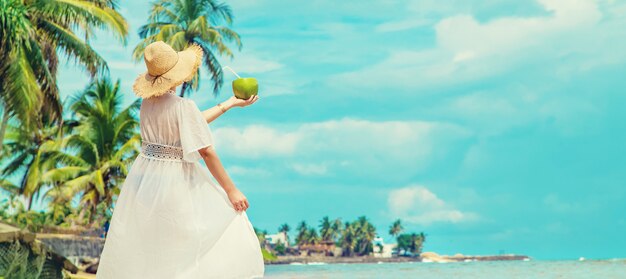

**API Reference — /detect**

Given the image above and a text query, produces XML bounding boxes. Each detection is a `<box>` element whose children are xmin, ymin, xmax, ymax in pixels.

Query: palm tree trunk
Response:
<box><xmin>0</xmin><ymin>107</ymin><xmax>9</xmax><ymax>156</ymax></box>
<box><xmin>89</xmin><ymin>203</ymin><xmax>97</xmax><ymax>227</ymax></box>
<box><xmin>75</xmin><ymin>206</ymin><xmax>87</xmax><ymax>227</ymax></box>
<box><xmin>27</xmin><ymin>194</ymin><xmax>34</xmax><ymax>211</ymax></box>
<box><xmin>179</xmin><ymin>82</ymin><xmax>189</xmax><ymax>97</ymax></box>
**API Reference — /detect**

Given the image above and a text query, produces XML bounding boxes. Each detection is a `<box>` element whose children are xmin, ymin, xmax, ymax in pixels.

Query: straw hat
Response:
<box><xmin>132</xmin><ymin>41</ymin><xmax>203</xmax><ymax>98</ymax></box>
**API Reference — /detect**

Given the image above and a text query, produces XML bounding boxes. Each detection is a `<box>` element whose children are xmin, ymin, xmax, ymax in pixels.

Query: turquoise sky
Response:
<box><xmin>52</xmin><ymin>0</ymin><xmax>626</xmax><ymax>260</ymax></box>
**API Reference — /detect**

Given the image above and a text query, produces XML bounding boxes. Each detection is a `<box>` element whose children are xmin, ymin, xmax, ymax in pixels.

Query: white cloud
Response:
<box><xmin>212</xmin><ymin>125</ymin><xmax>300</xmax><ymax>157</ymax></box>
<box><xmin>213</xmin><ymin>117</ymin><xmax>470</xmax><ymax>162</ymax></box>
<box><xmin>331</xmin><ymin>0</ymin><xmax>624</xmax><ymax>90</ymax></box>
<box><xmin>435</xmin><ymin>0</ymin><xmax>600</xmax><ymax>62</ymax></box>
<box><xmin>387</xmin><ymin>184</ymin><xmax>477</xmax><ymax>225</ymax></box>
<box><xmin>211</xmin><ymin>118</ymin><xmax>471</xmax><ymax>180</ymax></box>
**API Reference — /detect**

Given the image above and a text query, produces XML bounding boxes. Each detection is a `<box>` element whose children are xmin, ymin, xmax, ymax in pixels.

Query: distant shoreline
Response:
<box><xmin>266</xmin><ymin>255</ymin><xmax>420</xmax><ymax>265</ymax></box>
<box><xmin>266</xmin><ymin>253</ymin><xmax>530</xmax><ymax>265</ymax></box>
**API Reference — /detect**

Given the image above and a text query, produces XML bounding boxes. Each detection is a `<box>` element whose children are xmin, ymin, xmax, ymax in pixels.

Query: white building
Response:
<box><xmin>265</xmin><ymin>231</ymin><xmax>289</xmax><ymax>247</ymax></box>
<box><xmin>372</xmin><ymin>235</ymin><xmax>396</xmax><ymax>258</ymax></box>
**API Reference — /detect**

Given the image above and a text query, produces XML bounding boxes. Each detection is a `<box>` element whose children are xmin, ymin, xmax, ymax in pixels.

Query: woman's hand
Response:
<box><xmin>225</xmin><ymin>95</ymin><xmax>259</xmax><ymax>109</ymax></box>
<box><xmin>226</xmin><ymin>188</ymin><xmax>249</xmax><ymax>212</ymax></box>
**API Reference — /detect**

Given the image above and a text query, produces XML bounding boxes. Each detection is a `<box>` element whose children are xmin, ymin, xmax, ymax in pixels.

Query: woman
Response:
<box><xmin>96</xmin><ymin>41</ymin><xmax>264</xmax><ymax>279</ymax></box>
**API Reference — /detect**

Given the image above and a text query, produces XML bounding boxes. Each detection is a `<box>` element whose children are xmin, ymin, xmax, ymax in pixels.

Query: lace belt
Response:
<box><xmin>140</xmin><ymin>141</ymin><xmax>184</xmax><ymax>161</ymax></box>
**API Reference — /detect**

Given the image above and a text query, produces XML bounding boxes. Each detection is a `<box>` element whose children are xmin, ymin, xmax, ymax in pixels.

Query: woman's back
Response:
<box><xmin>138</xmin><ymin>92</ymin><xmax>214</xmax><ymax>162</ymax></box>
<box><xmin>139</xmin><ymin>92</ymin><xmax>183</xmax><ymax>147</ymax></box>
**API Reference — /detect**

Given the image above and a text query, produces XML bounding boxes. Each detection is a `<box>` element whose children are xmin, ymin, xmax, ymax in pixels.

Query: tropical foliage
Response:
<box><xmin>339</xmin><ymin>216</ymin><xmax>377</xmax><ymax>256</ymax></box>
<box><xmin>389</xmin><ymin>219</ymin><xmax>404</xmax><ymax>237</ymax></box>
<box><xmin>0</xmin><ymin>0</ymin><xmax>128</xmax><ymax>231</ymax></box>
<box><xmin>278</xmin><ymin>223</ymin><xmax>290</xmax><ymax>234</ymax></box>
<box><xmin>133</xmin><ymin>0</ymin><xmax>242</xmax><ymax>97</ymax></box>
<box><xmin>0</xmin><ymin>113</ymin><xmax>65</xmax><ymax>211</ymax></box>
<box><xmin>272</xmin><ymin>217</ymin><xmax>427</xmax><ymax>257</ymax></box>
<box><xmin>0</xmin><ymin>78</ymin><xmax>140</xmax><ymax>231</ymax></box>
<box><xmin>396</xmin><ymin>232</ymin><xmax>427</xmax><ymax>256</ymax></box>
<box><xmin>0</xmin><ymin>0</ymin><xmax>128</xmax><ymax>152</ymax></box>
<box><xmin>51</xmin><ymin>77</ymin><xmax>140</xmax><ymax>226</ymax></box>
<box><xmin>319</xmin><ymin>216</ymin><xmax>342</xmax><ymax>242</ymax></box>
<box><xmin>389</xmin><ymin>219</ymin><xmax>426</xmax><ymax>256</ymax></box>
<box><xmin>295</xmin><ymin>220</ymin><xmax>318</xmax><ymax>245</ymax></box>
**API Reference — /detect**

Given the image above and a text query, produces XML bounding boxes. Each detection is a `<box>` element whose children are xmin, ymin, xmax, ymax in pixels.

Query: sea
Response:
<box><xmin>264</xmin><ymin>259</ymin><xmax>626</xmax><ymax>279</ymax></box>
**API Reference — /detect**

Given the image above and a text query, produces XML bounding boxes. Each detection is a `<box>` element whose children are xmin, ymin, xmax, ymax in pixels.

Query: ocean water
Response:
<box><xmin>264</xmin><ymin>259</ymin><xmax>626</xmax><ymax>279</ymax></box>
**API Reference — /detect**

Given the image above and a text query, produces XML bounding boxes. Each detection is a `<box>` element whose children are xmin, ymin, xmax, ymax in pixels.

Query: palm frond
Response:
<box><xmin>47</xmin><ymin>0</ymin><xmax>129</xmax><ymax>44</ymax></box>
<box><xmin>2</xmin><ymin>46</ymin><xmax>43</xmax><ymax>127</ymax></box>
<box><xmin>39</xmin><ymin>19</ymin><xmax>109</xmax><ymax>76</ymax></box>
<box><xmin>41</xmin><ymin>166</ymin><xmax>88</xmax><ymax>184</ymax></box>
<box><xmin>0</xmin><ymin>179</ymin><xmax>20</xmax><ymax>195</ymax></box>
<box><xmin>196</xmin><ymin>40</ymin><xmax>224</xmax><ymax>97</ymax></box>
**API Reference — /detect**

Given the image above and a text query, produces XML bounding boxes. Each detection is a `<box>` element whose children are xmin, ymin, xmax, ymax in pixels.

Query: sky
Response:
<box><xmin>49</xmin><ymin>0</ymin><xmax>626</xmax><ymax>260</ymax></box>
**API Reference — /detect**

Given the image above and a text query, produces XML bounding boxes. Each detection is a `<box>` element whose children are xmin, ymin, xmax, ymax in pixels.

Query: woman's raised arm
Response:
<box><xmin>200</xmin><ymin>95</ymin><xmax>259</xmax><ymax>124</ymax></box>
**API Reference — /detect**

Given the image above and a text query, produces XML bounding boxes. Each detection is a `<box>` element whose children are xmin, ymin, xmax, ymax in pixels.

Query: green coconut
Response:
<box><xmin>232</xmin><ymin>77</ymin><xmax>258</xmax><ymax>100</ymax></box>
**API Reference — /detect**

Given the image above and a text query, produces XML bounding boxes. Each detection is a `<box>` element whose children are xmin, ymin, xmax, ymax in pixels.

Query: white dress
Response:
<box><xmin>96</xmin><ymin>93</ymin><xmax>265</xmax><ymax>279</ymax></box>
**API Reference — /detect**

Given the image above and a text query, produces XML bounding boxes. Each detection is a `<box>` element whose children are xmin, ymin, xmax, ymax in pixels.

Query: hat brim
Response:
<box><xmin>132</xmin><ymin>44</ymin><xmax>203</xmax><ymax>98</ymax></box>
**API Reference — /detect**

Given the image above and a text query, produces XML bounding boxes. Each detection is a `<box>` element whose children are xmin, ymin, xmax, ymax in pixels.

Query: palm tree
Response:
<box><xmin>389</xmin><ymin>219</ymin><xmax>404</xmax><ymax>238</ymax></box>
<box><xmin>339</xmin><ymin>221</ymin><xmax>357</xmax><ymax>256</ymax></box>
<box><xmin>396</xmin><ymin>232</ymin><xmax>426</xmax><ymax>256</ymax></box>
<box><xmin>307</xmin><ymin>227</ymin><xmax>319</xmax><ymax>245</ymax></box>
<box><xmin>133</xmin><ymin>0</ymin><xmax>242</xmax><ymax>97</ymax></box>
<box><xmin>331</xmin><ymin>218</ymin><xmax>343</xmax><ymax>243</ymax></box>
<box><xmin>354</xmin><ymin>216</ymin><xmax>376</xmax><ymax>255</ymax></box>
<box><xmin>295</xmin><ymin>221</ymin><xmax>309</xmax><ymax>246</ymax></box>
<box><xmin>48</xmin><ymin>77</ymin><xmax>140</xmax><ymax>227</ymax></box>
<box><xmin>0</xmin><ymin>145</ymin><xmax>81</xmax><ymax>231</ymax></box>
<box><xmin>0</xmin><ymin>114</ymin><xmax>67</xmax><ymax>210</ymax></box>
<box><xmin>413</xmin><ymin>232</ymin><xmax>426</xmax><ymax>254</ymax></box>
<box><xmin>319</xmin><ymin>216</ymin><xmax>332</xmax><ymax>240</ymax></box>
<box><xmin>278</xmin><ymin>223</ymin><xmax>290</xmax><ymax>234</ymax></box>
<box><xmin>0</xmin><ymin>0</ymin><xmax>128</xmax><ymax>151</ymax></box>
<box><xmin>319</xmin><ymin>216</ymin><xmax>342</xmax><ymax>243</ymax></box>
<box><xmin>408</xmin><ymin>232</ymin><xmax>426</xmax><ymax>255</ymax></box>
